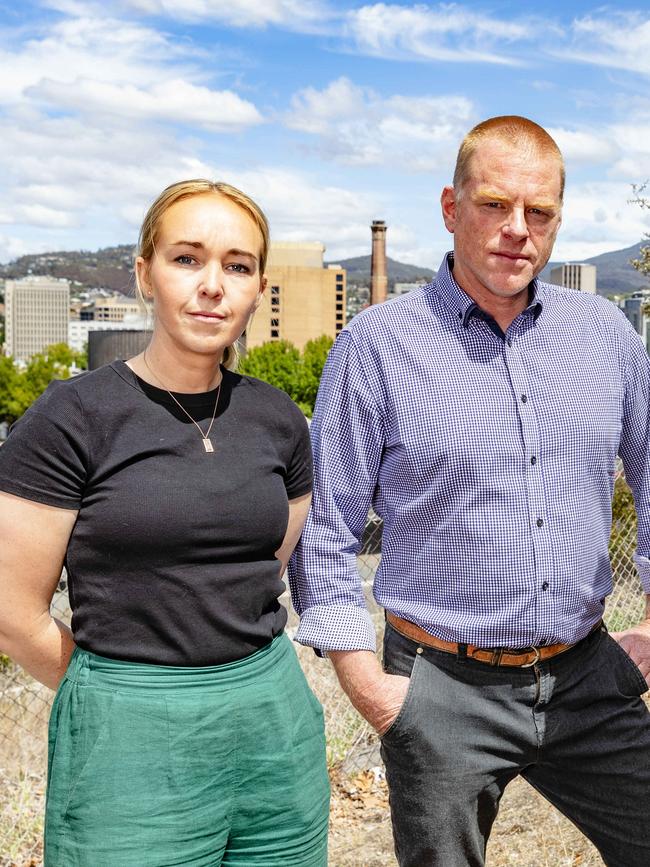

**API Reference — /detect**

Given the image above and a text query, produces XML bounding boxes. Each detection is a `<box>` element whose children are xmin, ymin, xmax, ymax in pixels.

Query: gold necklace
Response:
<box><xmin>142</xmin><ymin>351</ymin><xmax>221</xmax><ymax>453</ymax></box>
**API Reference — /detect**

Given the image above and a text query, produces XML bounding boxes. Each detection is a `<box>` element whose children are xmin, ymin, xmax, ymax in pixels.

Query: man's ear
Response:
<box><xmin>440</xmin><ymin>186</ymin><xmax>457</xmax><ymax>235</ymax></box>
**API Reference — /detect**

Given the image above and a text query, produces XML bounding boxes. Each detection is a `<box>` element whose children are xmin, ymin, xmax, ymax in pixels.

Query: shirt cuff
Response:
<box><xmin>295</xmin><ymin>604</ymin><xmax>377</xmax><ymax>654</ymax></box>
<box><xmin>633</xmin><ymin>553</ymin><xmax>650</xmax><ymax>594</ymax></box>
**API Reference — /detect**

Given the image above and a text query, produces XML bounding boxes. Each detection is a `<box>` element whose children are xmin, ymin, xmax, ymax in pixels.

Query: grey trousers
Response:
<box><xmin>380</xmin><ymin>621</ymin><xmax>650</xmax><ymax>867</ymax></box>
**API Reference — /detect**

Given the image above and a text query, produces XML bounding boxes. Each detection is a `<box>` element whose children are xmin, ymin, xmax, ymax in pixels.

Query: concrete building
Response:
<box><xmin>623</xmin><ymin>291</ymin><xmax>650</xmax><ymax>354</ymax></box>
<box><xmin>4</xmin><ymin>277</ymin><xmax>70</xmax><ymax>362</ymax></box>
<box><xmin>246</xmin><ymin>242</ymin><xmax>346</xmax><ymax>351</ymax></box>
<box><xmin>93</xmin><ymin>295</ymin><xmax>143</xmax><ymax>322</ymax></box>
<box><xmin>68</xmin><ymin>318</ymin><xmax>148</xmax><ymax>353</ymax></box>
<box><xmin>550</xmin><ymin>263</ymin><xmax>597</xmax><ymax>293</ymax></box>
<box><xmin>88</xmin><ymin>330</ymin><xmax>150</xmax><ymax>369</ymax></box>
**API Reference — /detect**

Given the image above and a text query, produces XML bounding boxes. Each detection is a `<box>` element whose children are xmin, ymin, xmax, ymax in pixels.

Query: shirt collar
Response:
<box><xmin>435</xmin><ymin>252</ymin><xmax>543</xmax><ymax>333</ymax></box>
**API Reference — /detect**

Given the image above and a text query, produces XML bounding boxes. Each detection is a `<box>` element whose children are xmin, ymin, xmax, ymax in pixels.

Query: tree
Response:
<box><xmin>238</xmin><ymin>340</ymin><xmax>302</xmax><ymax>398</ymax></box>
<box><xmin>238</xmin><ymin>336</ymin><xmax>334</xmax><ymax>416</ymax></box>
<box><xmin>630</xmin><ymin>183</ymin><xmax>650</xmax><ymax>281</ymax></box>
<box><xmin>296</xmin><ymin>336</ymin><xmax>334</xmax><ymax>411</ymax></box>
<box><xmin>0</xmin><ymin>343</ymin><xmax>86</xmax><ymax>425</ymax></box>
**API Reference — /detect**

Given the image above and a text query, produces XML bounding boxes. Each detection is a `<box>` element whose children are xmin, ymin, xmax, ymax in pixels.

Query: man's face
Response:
<box><xmin>441</xmin><ymin>138</ymin><xmax>562</xmax><ymax>309</ymax></box>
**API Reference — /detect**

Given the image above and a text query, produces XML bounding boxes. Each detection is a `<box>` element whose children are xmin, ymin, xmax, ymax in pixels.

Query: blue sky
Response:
<box><xmin>1</xmin><ymin>0</ymin><xmax>649</xmax><ymax>268</ymax></box>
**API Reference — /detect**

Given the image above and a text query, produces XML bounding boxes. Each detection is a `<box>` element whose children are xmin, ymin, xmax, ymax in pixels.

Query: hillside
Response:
<box><xmin>0</xmin><ymin>245</ymin><xmax>134</xmax><ymax>294</ymax></box>
<box><xmin>326</xmin><ymin>254</ymin><xmax>436</xmax><ymax>287</ymax></box>
<box><xmin>0</xmin><ymin>240</ymin><xmax>647</xmax><ymax>296</ymax></box>
<box><xmin>540</xmin><ymin>241</ymin><xmax>648</xmax><ymax>295</ymax></box>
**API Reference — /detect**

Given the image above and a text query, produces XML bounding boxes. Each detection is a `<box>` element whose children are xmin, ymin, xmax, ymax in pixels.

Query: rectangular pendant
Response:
<box><xmin>202</xmin><ymin>438</ymin><xmax>214</xmax><ymax>453</ymax></box>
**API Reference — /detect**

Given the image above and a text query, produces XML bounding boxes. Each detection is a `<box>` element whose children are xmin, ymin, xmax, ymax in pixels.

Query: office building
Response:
<box><xmin>68</xmin><ymin>318</ymin><xmax>148</xmax><ymax>353</ymax></box>
<box><xmin>246</xmin><ymin>242</ymin><xmax>346</xmax><ymax>351</ymax></box>
<box><xmin>93</xmin><ymin>295</ymin><xmax>143</xmax><ymax>322</ymax></box>
<box><xmin>623</xmin><ymin>291</ymin><xmax>650</xmax><ymax>354</ymax></box>
<box><xmin>550</xmin><ymin>263</ymin><xmax>597</xmax><ymax>294</ymax></box>
<box><xmin>4</xmin><ymin>277</ymin><xmax>70</xmax><ymax>362</ymax></box>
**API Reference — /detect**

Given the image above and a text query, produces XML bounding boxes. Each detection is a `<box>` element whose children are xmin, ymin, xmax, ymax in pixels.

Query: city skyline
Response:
<box><xmin>1</xmin><ymin>1</ymin><xmax>649</xmax><ymax>270</ymax></box>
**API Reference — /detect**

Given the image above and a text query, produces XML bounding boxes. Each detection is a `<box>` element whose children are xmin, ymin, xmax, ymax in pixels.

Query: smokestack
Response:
<box><xmin>370</xmin><ymin>220</ymin><xmax>388</xmax><ymax>305</ymax></box>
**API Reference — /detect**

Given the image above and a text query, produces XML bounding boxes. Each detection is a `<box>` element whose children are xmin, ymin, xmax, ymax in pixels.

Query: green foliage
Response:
<box><xmin>0</xmin><ymin>343</ymin><xmax>85</xmax><ymax>425</ymax></box>
<box><xmin>238</xmin><ymin>336</ymin><xmax>334</xmax><ymax>416</ymax></box>
<box><xmin>630</xmin><ymin>183</ymin><xmax>650</xmax><ymax>280</ymax></box>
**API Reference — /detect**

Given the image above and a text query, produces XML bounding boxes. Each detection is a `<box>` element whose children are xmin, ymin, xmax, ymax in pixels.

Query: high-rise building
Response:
<box><xmin>246</xmin><ymin>242</ymin><xmax>346</xmax><ymax>351</ymax></box>
<box><xmin>549</xmin><ymin>263</ymin><xmax>597</xmax><ymax>294</ymax></box>
<box><xmin>4</xmin><ymin>277</ymin><xmax>70</xmax><ymax>362</ymax></box>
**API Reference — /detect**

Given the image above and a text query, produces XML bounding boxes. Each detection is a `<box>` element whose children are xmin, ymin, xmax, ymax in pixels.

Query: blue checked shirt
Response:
<box><xmin>289</xmin><ymin>253</ymin><xmax>650</xmax><ymax>652</ymax></box>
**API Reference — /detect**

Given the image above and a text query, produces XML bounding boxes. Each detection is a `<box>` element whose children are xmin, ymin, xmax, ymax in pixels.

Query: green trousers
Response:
<box><xmin>45</xmin><ymin>634</ymin><xmax>330</xmax><ymax>866</ymax></box>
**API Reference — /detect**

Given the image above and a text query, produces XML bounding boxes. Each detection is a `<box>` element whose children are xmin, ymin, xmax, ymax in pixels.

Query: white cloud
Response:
<box><xmin>344</xmin><ymin>3</ymin><xmax>533</xmax><ymax>65</ymax></box>
<box><xmin>117</xmin><ymin>0</ymin><xmax>335</xmax><ymax>32</ymax></box>
<box><xmin>30</xmin><ymin>77</ymin><xmax>262</xmax><ymax>130</ymax></box>
<box><xmin>562</xmin><ymin>13</ymin><xmax>650</xmax><ymax>77</ymax></box>
<box><xmin>0</xmin><ymin>13</ymin><xmax>261</xmax><ymax>131</ymax></box>
<box><xmin>286</xmin><ymin>77</ymin><xmax>474</xmax><ymax>170</ymax></box>
<box><xmin>547</xmin><ymin>127</ymin><xmax>619</xmax><ymax>166</ymax></box>
<box><xmin>554</xmin><ymin>181</ymin><xmax>649</xmax><ymax>261</ymax></box>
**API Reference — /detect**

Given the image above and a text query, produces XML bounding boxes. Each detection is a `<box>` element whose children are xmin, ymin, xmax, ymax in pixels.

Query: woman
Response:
<box><xmin>0</xmin><ymin>180</ymin><xmax>330</xmax><ymax>866</ymax></box>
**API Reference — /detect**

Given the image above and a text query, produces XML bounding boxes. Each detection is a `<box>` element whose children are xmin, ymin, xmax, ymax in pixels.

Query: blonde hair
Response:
<box><xmin>453</xmin><ymin>116</ymin><xmax>565</xmax><ymax>201</ymax></box>
<box><xmin>135</xmin><ymin>179</ymin><xmax>270</xmax><ymax>370</ymax></box>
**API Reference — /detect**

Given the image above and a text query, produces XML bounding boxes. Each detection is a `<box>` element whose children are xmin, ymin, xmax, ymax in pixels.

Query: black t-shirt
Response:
<box><xmin>0</xmin><ymin>361</ymin><xmax>312</xmax><ymax>666</ymax></box>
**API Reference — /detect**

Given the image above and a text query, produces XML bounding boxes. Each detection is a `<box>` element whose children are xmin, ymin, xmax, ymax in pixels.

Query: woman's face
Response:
<box><xmin>137</xmin><ymin>193</ymin><xmax>266</xmax><ymax>360</ymax></box>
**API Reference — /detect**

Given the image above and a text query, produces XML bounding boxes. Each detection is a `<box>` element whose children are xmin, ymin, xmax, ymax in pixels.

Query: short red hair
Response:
<box><xmin>453</xmin><ymin>116</ymin><xmax>565</xmax><ymax>200</ymax></box>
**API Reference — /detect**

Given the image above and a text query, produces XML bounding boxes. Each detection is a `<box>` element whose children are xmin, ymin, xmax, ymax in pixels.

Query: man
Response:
<box><xmin>290</xmin><ymin>116</ymin><xmax>650</xmax><ymax>867</ymax></box>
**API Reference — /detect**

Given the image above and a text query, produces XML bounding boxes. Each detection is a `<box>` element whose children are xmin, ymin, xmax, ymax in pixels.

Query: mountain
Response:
<box><xmin>0</xmin><ymin>245</ymin><xmax>134</xmax><ymax>294</ymax></box>
<box><xmin>326</xmin><ymin>254</ymin><xmax>436</xmax><ymax>287</ymax></box>
<box><xmin>0</xmin><ymin>239</ymin><xmax>646</xmax><ymax>296</ymax></box>
<box><xmin>540</xmin><ymin>241</ymin><xmax>649</xmax><ymax>296</ymax></box>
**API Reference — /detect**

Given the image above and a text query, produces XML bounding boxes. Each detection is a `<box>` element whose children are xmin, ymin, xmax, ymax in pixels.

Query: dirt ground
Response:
<box><xmin>328</xmin><ymin>768</ymin><xmax>603</xmax><ymax>867</ymax></box>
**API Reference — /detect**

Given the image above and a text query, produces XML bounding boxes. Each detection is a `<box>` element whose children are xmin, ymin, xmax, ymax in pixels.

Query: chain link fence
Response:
<box><xmin>1</xmin><ymin>492</ymin><xmax>647</xmax><ymax>865</ymax></box>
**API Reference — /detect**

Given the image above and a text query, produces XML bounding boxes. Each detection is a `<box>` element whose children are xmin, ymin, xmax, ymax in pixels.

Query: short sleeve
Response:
<box><xmin>284</xmin><ymin>405</ymin><xmax>313</xmax><ymax>499</ymax></box>
<box><xmin>0</xmin><ymin>379</ymin><xmax>88</xmax><ymax>509</ymax></box>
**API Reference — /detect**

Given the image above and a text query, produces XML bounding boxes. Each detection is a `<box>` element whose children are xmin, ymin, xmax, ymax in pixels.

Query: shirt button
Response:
<box><xmin>531</xmin><ymin>456</ymin><xmax>537</xmax><ymax>465</ymax></box>
<box><xmin>521</xmin><ymin>394</ymin><xmax>528</xmax><ymax>403</ymax></box>
<box><xmin>542</xmin><ymin>581</ymin><xmax>549</xmax><ymax>591</ymax></box>
<box><xmin>507</xmin><ymin>338</ymin><xmax>513</xmax><ymax>347</ymax></box>
<box><xmin>536</xmin><ymin>517</ymin><xmax>544</xmax><ymax>528</ymax></box>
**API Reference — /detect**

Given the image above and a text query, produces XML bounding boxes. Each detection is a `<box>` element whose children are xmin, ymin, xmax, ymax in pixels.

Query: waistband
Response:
<box><xmin>65</xmin><ymin>632</ymin><xmax>291</xmax><ymax>692</ymax></box>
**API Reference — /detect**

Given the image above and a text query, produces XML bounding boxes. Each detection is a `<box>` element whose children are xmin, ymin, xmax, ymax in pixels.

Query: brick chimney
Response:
<box><xmin>370</xmin><ymin>220</ymin><xmax>388</xmax><ymax>305</ymax></box>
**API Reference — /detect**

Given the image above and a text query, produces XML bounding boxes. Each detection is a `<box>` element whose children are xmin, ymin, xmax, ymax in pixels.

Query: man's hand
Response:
<box><xmin>610</xmin><ymin>618</ymin><xmax>650</xmax><ymax>687</ymax></box>
<box><xmin>329</xmin><ymin>649</ymin><xmax>411</xmax><ymax>736</ymax></box>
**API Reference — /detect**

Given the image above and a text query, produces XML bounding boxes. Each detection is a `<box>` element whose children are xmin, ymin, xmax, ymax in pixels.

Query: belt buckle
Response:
<box><xmin>518</xmin><ymin>645</ymin><xmax>541</xmax><ymax>668</ymax></box>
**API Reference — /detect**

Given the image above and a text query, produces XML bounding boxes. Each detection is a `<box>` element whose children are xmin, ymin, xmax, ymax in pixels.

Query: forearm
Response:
<box><xmin>0</xmin><ymin>613</ymin><xmax>75</xmax><ymax>690</ymax></box>
<box><xmin>329</xmin><ymin>648</ymin><xmax>409</xmax><ymax>734</ymax></box>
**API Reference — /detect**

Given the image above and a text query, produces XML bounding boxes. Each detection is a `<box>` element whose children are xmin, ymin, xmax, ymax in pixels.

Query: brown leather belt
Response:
<box><xmin>386</xmin><ymin>612</ymin><xmax>600</xmax><ymax>668</ymax></box>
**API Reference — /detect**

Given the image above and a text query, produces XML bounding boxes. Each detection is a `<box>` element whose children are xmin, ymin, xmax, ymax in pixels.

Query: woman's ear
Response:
<box><xmin>254</xmin><ymin>275</ymin><xmax>268</xmax><ymax>310</ymax></box>
<box><xmin>135</xmin><ymin>256</ymin><xmax>153</xmax><ymax>299</ymax></box>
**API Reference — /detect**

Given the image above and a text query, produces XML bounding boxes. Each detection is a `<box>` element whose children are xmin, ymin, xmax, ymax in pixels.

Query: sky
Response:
<box><xmin>0</xmin><ymin>0</ymin><xmax>649</xmax><ymax>269</ymax></box>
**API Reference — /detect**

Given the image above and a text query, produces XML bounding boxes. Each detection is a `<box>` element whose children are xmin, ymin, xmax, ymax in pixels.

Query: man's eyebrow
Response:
<box><xmin>473</xmin><ymin>190</ymin><xmax>559</xmax><ymax>210</ymax></box>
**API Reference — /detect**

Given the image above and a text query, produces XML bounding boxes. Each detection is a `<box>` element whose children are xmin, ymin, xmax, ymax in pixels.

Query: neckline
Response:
<box><xmin>111</xmin><ymin>359</ymin><xmax>228</xmax><ymax>409</ymax></box>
